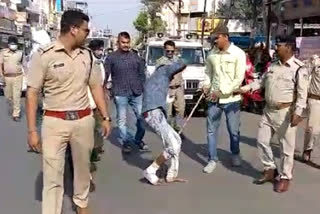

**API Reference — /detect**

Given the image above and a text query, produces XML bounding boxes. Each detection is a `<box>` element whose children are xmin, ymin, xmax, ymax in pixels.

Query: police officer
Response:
<box><xmin>26</xmin><ymin>10</ymin><xmax>111</xmax><ymax>214</ymax></box>
<box><xmin>302</xmin><ymin>54</ymin><xmax>320</xmax><ymax>162</ymax></box>
<box><xmin>238</xmin><ymin>35</ymin><xmax>309</xmax><ymax>193</ymax></box>
<box><xmin>156</xmin><ymin>40</ymin><xmax>185</xmax><ymax>132</ymax></box>
<box><xmin>0</xmin><ymin>36</ymin><xmax>24</xmax><ymax>121</ymax></box>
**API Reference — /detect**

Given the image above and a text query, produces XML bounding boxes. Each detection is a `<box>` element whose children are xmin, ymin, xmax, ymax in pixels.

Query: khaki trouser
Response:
<box><xmin>41</xmin><ymin>114</ymin><xmax>95</xmax><ymax>214</ymax></box>
<box><xmin>167</xmin><ymin>86</ymin><xmax>185</xmax><ymax>129</ymax></box>
<box><xmin>4</xmin><ymin>75</ymin><xmax>23</xmax><ymax>117</ymax></box>
<box><xmin>257</xmin><ymin>106</ymin><xmax>297</xmax><ymax>180</ymax></box>
<box><xmin>304</xmin><ymin>98</ymin><xmax>320</xmax><ymax>151</ymax></box>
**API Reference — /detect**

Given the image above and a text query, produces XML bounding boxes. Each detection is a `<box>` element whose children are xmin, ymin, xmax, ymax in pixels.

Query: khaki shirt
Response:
<box><xmin>0</xmin><ymin>49</ymin><xmax>23</xmax><ymax>74</ymax></box>
<box><xmin>247</xmin><ymin>56</ymin><xmax>309</xmax><ymax>116</ymax></box>
<box><xmin>156</xmin><ymin>56</ymin><xmax>183</xmax><ymax>87</ymax></box>
<box><xmin>27</xmin><ymin>40</ymin><xmax>102</xmax><ymax>111</ymax></box>
<box><xmin>308</xmin><ymin>57</ymin><xmax>320</xmax><ymax>96</ymax></box>
<box><xmin>204</xmin><ymin>44</ymin><xmax>246</xmax><ymax>104</ymax></box>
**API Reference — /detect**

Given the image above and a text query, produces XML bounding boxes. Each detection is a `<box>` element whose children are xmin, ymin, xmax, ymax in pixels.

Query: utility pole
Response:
<box><xmin>177</xmin><ymin>0</ymin><xmax>182</xmax><ymax>36</ymax></box>
<box><xmin>266</xmin><ymin>0</ymin><xmax>272</xmax><ymax>51</ymax></box>
<box><xmin>201</xmin><ymin>0</ymin><xmax>208</xmax><ymax>44</ymax></box>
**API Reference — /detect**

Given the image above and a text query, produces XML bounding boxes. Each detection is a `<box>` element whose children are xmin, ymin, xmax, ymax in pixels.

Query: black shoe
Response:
<box><xmin>137</xmin><ymin>141</ymin><xmax>150</xmax><ymax>151</ymax></box>
<box><xmin>90</xmin><ymin>149</ymin><xmax>101</xmax><ymax>162</ymax></box>
<box><xmin>89</xmin><ymin>180</ymin><xmax>96</xmax><ymax>193</ymax></box>
<box><xmin>122</xmin><ymin>144</ymin><xmax>132</xmax><ymax>154</ymax></box>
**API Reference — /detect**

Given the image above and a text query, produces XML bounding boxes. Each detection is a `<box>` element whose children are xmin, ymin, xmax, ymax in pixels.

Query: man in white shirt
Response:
<box><xmin>88</xmin><ymin>39</ymin><xmax>108</xmax><ymax>162</ymax></box>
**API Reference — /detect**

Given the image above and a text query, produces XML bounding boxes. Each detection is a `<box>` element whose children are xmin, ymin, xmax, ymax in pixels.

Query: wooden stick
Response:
<box><xmin>178</xmin><ymin>93</ymin><xmax>205</xmax><ymax>135</ymax></box>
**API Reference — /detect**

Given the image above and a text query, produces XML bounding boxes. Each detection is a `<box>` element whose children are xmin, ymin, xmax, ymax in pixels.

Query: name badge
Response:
<box><xmin>53</xmin><ymin>63</ymin><xmax>65</xmax><ymax>69</ymax></box>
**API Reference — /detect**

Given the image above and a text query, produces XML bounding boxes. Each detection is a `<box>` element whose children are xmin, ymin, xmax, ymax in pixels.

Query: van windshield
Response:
<box><xmin>147</xmin><ymin>46</ymin><xmax>204</xmax><ymax>66</ymax></box>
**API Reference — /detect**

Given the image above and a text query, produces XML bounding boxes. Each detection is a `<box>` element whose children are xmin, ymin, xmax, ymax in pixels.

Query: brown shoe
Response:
<box><xmin>253</xmin><ymin>169</ymin><xmax>278</xmax><ymax>185</ymax></box>
<box><xmin>302</xmin><ymin>149</ymin><xmax>312</xmax><ymax>163</ymax></box>
<box><xmin>12</xmin><ymin>117</ymin><xmax>20</xmax><ymax>122</ymax></box>
<box><xmin>275</xmin><ymin>179</ymin><xmax>290</xmax><ymax>193</ymax></box>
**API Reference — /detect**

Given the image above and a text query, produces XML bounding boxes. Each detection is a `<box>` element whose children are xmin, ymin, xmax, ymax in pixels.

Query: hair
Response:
<box><xmin>164</xmin><ymin>40</ymin><xmax>175</xmax><ymax>48</ymax></box>
<box><xmin>88</xmin><ymin>39</ymin><xmax>104</xmax><ymax>51</ymax></box>
<box><xmin>8</xmin><ymin>36</ymin><xmax>18</xmax><ymax>44</ymax></box>
<box><xmin>60</xmin><ymin>10</ymin><xmax>89</xmax><ymax>34</ymax></box>
<box><xmin>118</xmin><ymin>31</ymin><xmax>131</xmax><ymax>40</ymax></box>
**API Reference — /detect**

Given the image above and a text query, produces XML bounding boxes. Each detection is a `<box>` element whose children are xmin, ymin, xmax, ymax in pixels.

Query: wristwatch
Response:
<box><xmin>102</xmin><ymin>116</ymin><xmax>111</xmax><ymax>122</ymax></box>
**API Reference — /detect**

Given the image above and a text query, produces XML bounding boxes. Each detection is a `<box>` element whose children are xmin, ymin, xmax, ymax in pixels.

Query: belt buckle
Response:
<box><xmin>65</xmin><ymin>111</ymin><xmax>80</xmax><ymax>120</ymax></box>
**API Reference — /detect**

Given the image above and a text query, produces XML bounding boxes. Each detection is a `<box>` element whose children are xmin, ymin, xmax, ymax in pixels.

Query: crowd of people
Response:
<box><xmin>0</xmin><ymin>9</ymin><xmax>319</xmax><ymax>214</ymax></box>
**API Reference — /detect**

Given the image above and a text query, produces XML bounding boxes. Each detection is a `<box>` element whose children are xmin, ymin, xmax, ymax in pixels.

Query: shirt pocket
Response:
<box><xmin>224</xmin><ymin>57</ymin><xmax>236</xmax><ymax>79</ymax></box>
<box><xmin>48</xmin><ymin>64</ymin><xmax>72</xmax><ymax>83</ymax></box>
<box><xmin>279</xmin><ymin>72</ymin><xmax>295</xmax><ymax>90</ymax></box>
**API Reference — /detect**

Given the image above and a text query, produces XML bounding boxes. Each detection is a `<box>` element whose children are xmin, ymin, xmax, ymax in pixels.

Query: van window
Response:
<box><xmin>147</xmin><ymin>46</ymin><xmax>204</xmax><ymax>66</ymax></box>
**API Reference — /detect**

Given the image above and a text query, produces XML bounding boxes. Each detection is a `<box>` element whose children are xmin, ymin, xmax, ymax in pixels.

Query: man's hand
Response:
<box><xmin>291</xmin><ymin>114</ymin><xmax>303</xmax><ymax>127</ymax></box>
<box><xmin>101</xmin><ymin>120</ymin><xmax>112</xmax><ymax>139</ymax></box>
<box><xmin>233</xmin><ymin>85</ymin><xmax>251</xmax><ymax>95</ymax></box>
<box><xmin>202</xmin><ymin>87</ymin><xmax>210</xmax><ymax>95</ymax></box>
<box><xmin>28</xmin><ymin>131</ymin><xmax>41</xmax><ymax>153</ymax></box>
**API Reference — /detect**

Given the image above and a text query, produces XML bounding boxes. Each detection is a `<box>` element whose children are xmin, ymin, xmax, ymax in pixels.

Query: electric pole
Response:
<box><xmin>266</xmin><ymin>0</ymin><xmax>272</xmax><ymax>51</ymax></box>
<box><xmin>177</xmin><ymin>0</ymin><xmax>182</xmax><ymax>36</ymax></box>
<box><xmin>201</xmin><ymin>0</ymin><xmax>208</xmax><ymax>44</ymax></box>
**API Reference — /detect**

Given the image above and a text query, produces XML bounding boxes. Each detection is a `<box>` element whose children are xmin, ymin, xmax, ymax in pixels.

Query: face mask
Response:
<box><xmin>9</xmin><ymin>44</ymin><xmax>18</xmax><ymax>51</ymax></box>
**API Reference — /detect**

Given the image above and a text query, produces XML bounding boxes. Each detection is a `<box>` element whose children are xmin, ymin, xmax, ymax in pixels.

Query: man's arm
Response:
<box><xmin>26</xmin><ymin>51</ymin><xmax>44</xmax><ymax>152</ymax></box>
<box><xmin>89</xmin><ymin>60</ymin><xmax>112</xmax><ymax>137</ymax></box>
<box><xmin>202</xmin><ymin>56</ymin><xmax>213</xmax><ymax>93</ymax></box>
<box><xmin>220</xmin><ymin>51</ymin><xmax>246</xmax><ymax>95</ymax></box>
<box><xmin>294</xmin><ymin>66</ymin><xmax>309</xmax><ymax>116</ymax></box>
<box><xmin>103</xmin><ymin>56</ymin><xmax>112</xmax><ymax>87</ymax></box>
<box><xmin>26</xmin><ymin>87</ymin><xmax>39</xmax><ymax>132</ymax></box>
<box><xmin>137</xmin><ymin>55</ymin><xmax>146</xmax><ymax>83</ymax></box>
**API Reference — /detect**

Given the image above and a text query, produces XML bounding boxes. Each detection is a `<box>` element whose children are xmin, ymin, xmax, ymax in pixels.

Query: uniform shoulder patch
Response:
<box><xmin>37</xmin><ymin>43</ymin><xmax>54</xmax><ymax>55</ymax></box>
<box><xmin>293</xmin><ymin>59</ymin><xmax>305</xmax><ymax>67</ymax></box>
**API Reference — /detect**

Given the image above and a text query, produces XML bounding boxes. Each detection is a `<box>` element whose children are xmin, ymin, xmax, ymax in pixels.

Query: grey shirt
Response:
<box><xmin>142</xmin><ymin>62</ymin><xmax>185</xmax><ymax>115</ymax></box>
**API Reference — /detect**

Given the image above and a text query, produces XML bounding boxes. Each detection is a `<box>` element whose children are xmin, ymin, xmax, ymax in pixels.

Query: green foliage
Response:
<box><xmin>133</xmin><ymin>0</ymin><xmax>167</xmax><ymax>38</ymax></box>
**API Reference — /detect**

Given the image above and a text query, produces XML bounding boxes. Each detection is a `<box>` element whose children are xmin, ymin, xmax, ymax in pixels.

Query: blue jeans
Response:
<box><xmin>207</xmin><ymin>101</ymin><xmax>241</xmax><ymax>161</ymax></box>
<box><xmin>114</xmin><ymin>95</ymin><xmax>145</xmax><ymax>145</ymax></box>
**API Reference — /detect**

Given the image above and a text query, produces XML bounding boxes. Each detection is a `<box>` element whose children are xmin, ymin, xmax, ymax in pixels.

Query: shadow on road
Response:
<box><xmin>217</xmin><ymin>148</ymin><xmax>260</xmax><ymax>180</ymax></box>
<box><xmin>108</xmin><ymin>128</ymin><xmax>152</xmax><ymax>170</ymax></box>
<box><xmin>181</xmin><ymin>135</ymin><xmax>207</xmax><ymax>167</ymax></box>
<box><xmin>240</xmin><ymin>135</ymin><xmax>257</xmax><ymax>147</ymax></box>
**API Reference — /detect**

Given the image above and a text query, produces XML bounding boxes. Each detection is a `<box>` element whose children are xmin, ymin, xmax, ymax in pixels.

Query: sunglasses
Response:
<box><xmin>166</xmin><ymin>50</ymin><xmax>175</xmax><ymax>53</ymax></box>
<box><xmin>73</xmin><ymin>26</ymin><xmax>90</xmax><ymax>34</ymax></box>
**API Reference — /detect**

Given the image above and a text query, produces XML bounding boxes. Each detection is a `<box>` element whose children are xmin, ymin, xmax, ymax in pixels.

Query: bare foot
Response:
<box><xmin>166</xmin><ymin>177</ymin><xmax>188</xmax><ymax>183</ymax></box>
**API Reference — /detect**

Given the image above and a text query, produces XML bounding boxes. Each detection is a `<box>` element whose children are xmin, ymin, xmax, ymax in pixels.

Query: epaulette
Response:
<box><xmin>37</xmin><ymin>43</ymin><xmax>55</xmax><ymax>55</ymax></box>
<box><xmin>293</xmin><ymin>58</ymin><xmax>305</xmax><ymax>67</ymax></box>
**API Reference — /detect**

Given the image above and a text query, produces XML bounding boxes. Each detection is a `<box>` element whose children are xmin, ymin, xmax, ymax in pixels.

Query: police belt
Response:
<box><xmin>4</xmin><ymin>73</ymin><xmax>23</xmax><ymax>77</ymax></box>
<box><xmin>308</xmin><ymin>93</ymin><xmax>320</xmax><ymax>100</ymax></box>
<box><xmin>267</xmin><ymin>102</ymin><xmax>292</xmax><ymax>110</ymax></box>
<box><xmin>169</xmin><ymin>85</ymin><xmax>181</xmax><ymax>89</ymax></box>
<box><xmin>44</xmin><ymin>108</ymin><xmax>91</xmax><ymax>120</ymax></box>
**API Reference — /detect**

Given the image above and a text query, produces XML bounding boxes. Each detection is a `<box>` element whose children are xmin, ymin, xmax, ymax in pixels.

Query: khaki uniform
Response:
<box><xmin>245</xmin><ymin>56</ymin><xmax>309</xmax><ymax>179</ymax></box>
<box><xmin>157</xmin><ymin>56</ymin><xmax>185</xmax><ymax>129</ymax></box>
<box><xmin>304</xmin><ymin>56</ymin><xmax>320</xmax><ymax>151</ymax></box>
<box><xmin>27</xmin><ymin>40</ymin><xmax>102</xmax><ymax>214</ymax></box>
<box><xmin>0</xmin><ymin>49</ymin><xmax>23</xmax><ymax>117</ymax></box>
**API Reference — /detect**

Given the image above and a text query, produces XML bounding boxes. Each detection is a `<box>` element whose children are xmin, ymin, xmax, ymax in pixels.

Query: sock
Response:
<box><xmin>146</xmin><ymin>161</ymin><xmax>160</xmax><ymax>174</ymax></box>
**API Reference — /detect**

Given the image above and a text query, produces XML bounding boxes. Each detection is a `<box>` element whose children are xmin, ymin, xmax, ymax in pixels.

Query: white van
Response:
<box><xmin>145</xmin><ymin>37</ymin><xmax>206</xmax><ymax>113</ymax></box>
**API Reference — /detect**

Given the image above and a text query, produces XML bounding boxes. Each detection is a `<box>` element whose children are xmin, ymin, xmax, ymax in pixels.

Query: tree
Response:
<box><xmin>133</xmin><ymin>11</ymin><xmax>149</xmax><ymax>35</ymax></box>
<box><xmin>133</xmin><ymin>0</ymin><xmax>167</xmax><ymax>44</ymax></box>
<box><xmin>216</xmin><ymin>0</ymin><xmax>263</xmax><ymax>28</ymax></box>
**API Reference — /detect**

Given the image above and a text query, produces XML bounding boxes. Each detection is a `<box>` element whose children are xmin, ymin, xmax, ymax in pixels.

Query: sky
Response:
<box><xmin>85</xmin><ymin>0</ymin><xmax>143</xmax><ymax>36</ymax></box>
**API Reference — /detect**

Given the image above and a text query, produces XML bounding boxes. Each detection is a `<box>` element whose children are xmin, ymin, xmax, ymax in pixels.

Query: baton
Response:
<box><xmin>178</xmin><ymin>93</ymin><xmax>205</xmax><ymax>135</ymax></box>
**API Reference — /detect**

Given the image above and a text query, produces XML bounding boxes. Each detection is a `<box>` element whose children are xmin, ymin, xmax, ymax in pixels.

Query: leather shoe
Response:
<box><xmin>275</xmin><ymin>179</ymin><xmax>290</xmax><ymax>193</ymax></box>
<box><xmin>12</xmin><ymin>117</ymin><xmax>20</xmax><ymax>122</ymax></box>
<box><xmin>253</xmin><ymin>169</ymin><xmax>278</xmax><ymax>185</ymax></box>
<box><xmin>302</xmin><ymin>149</ymin><xmax>312</xmax><ymax>163</ymax></box>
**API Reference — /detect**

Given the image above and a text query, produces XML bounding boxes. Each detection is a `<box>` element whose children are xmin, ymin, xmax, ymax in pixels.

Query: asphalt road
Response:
<box><xmin>0</xmin><ymin>97</ymin><xmax>319</xmax><ymax>214</ymax></box>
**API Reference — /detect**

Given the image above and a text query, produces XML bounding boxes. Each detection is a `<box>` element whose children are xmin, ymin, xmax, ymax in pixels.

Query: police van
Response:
<box><xmin>144</xmin><ymin>35</ymin><xmax>206</xmax><ymax>114</ymax></box>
